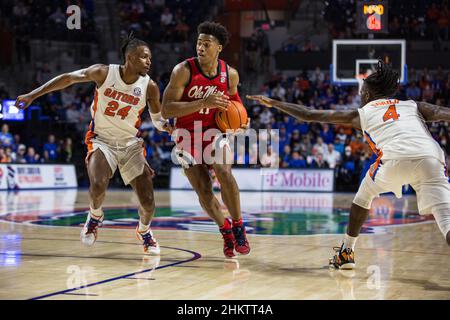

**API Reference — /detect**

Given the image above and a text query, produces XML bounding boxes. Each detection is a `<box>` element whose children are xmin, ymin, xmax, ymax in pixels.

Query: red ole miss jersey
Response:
<box><xmin>175</xmin><ymin>57</ymin><xmax>229</xmax><ymax>131</ymax></box>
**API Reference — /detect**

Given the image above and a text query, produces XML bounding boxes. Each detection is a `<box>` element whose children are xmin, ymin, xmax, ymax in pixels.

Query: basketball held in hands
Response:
<box><xmin>215</xmin><ymin>100</ymin><xmax>248</xmax><ymax>133</ymax></box>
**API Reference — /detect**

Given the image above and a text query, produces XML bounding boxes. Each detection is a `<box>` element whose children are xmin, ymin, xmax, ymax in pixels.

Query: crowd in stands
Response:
<box><xmin>248</xmin><ymin>65</ymin><xmax>450</xmax><ymax>190</ymax></box>
<box><xmin>117</xmin><ymin>0</ymin><xmax>214</xmax><ymax>44</ymax></box>
<box><xmin>323</xmin><ymin>0</ymin><xmax>450</xmax><ymax>43</ymax></box>
<box><xmin>0</xmin><ymin>124</ymin><xmax>73</xmax><ymax>164</ymax></box>
<box><xmin>0</xmin><ymin>0</ymin><xmax>97</xmax><ymax>45</ymax></box>
<box><xmin>2</xmin><ymin>63</ymin><xmax>449</xmax><ymax>190</ymax></box>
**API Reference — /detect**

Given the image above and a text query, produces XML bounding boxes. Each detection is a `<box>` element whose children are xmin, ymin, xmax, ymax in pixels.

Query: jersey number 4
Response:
<box><xmin>104</xmin><ymin>101</ymin><xmax>131</xmax><ymax>120</ymax></box>
<box><xmin>383</xmin><ymin>105</ymin><xmax>400</xmax><ymax>122</ymax></box>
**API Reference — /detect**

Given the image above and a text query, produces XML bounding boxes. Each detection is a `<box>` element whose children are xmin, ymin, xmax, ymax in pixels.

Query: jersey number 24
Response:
<box><xmin>104</xmin><ymin>101</ymin><xmax>131</xmax><ymax>120</ymax></box>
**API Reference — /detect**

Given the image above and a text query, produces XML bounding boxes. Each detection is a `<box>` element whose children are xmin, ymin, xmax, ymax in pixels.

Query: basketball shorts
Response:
<box><xmin>353</xmin><ymin>157</ymin><xmax>450</xmax><ymax>237</ymax></box>
<box><xmin>86</xmin><ymin>137</ymin><xmax>149</xmax><ymax>185</ymax></box>
<box><xmin>172</xmin><ymin>125</ymin><xmax>231</xmax><ymax>169</ymax></box>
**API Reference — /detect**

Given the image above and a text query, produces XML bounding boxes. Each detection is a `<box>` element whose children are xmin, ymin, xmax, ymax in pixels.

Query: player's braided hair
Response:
<box><xmin>121</xmin><ymin>31</ymin><xmax>149</xmax><ymax>62</ymax></box>
<box><xmin>197</xmin><ymin>21</ymin><xmax>230</xmax><ymax>47</ymax></box>
<box><xmin>364</xmin><ymin>59</ymin><xmax>400</xmax><ymax>98</ymax></box>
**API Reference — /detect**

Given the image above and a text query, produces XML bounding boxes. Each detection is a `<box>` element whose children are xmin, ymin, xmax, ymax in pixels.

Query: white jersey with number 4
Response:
<box><xmin>358</xmin><ymin>99</ymin><xmax>446</xmax><ymax>164</ymax></box>
<box><xmin>85</xmin><ymin>64</ymin><xmax>149</xmax><ymax>150</ymax></box>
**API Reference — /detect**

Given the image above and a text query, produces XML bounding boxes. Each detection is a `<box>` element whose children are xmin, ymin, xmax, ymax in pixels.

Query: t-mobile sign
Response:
<box><xmin>262</xmin><ymin>169</ymin><xmax>334</xmax><ymax>192</ymax></box>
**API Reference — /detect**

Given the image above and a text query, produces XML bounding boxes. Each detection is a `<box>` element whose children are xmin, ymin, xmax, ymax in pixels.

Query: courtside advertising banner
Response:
<box><xmin>170</xmin><ymin>167</ymin><xmax>334</xmax><ymax>192</ymax></box>
<box><xmin>0</xmin><ymin>164</ymin><xmax>78</xmax><ymax>190</ymax></box>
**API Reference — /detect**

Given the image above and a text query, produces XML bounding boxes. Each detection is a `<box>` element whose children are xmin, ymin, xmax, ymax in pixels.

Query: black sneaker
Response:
<box><xmin>329</xmin><ymin>244</ymin><xmax>355</xmax><ymax>270</ymax></box>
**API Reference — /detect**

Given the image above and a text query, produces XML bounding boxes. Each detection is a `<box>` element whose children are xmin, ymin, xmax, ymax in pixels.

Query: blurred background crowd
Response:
<box><xmin>1</xmin><ymin>0</ymin><xmax>449</xmax><ymax>191</ymax></box>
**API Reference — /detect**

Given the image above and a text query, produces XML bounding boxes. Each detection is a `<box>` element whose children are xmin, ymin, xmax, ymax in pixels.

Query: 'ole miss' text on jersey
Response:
<box><xmin>175</xmin><ymin>57</ymin><xmax>230</xmax><ymax>131</ymax></box>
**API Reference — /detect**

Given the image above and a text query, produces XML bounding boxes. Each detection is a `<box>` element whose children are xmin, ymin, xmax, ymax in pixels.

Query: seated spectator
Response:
<box><xmin>325</xmin><ymin>143</ymin><xmax>341</xmax><ymax>169</ymax></box>
<box><xmin>25</xmin><ymin>147</ymin><xmax>41</xmax><ymax>164</ymax></box>
<box><xmin>320</xmin><ymin>123</ymin><xmax>335</xmax><ymax>144</ymax></box>
<box><xmin>14</xmin><ymin>144</ymin><xmax>27</xmax><ymax>164</ymax></box>
<box><xmin>289</xmin><ymin>151</ymin><xmax>307</xmax><ymax>168</ymax></box>
<box><xmin>59</xmin><ymin>138</ymin><xmax>73</xmax><ymax>163</ymax></box>
<box><xmin>43</xmin><ymin>134</ymin><xmax>59</xmax><ymax>163</ymax></box>
<box><xmin>309</xmin><ymin>152</ymin><xmax>329</xmax><ymax>169</ymax></box>
<box><xmin>0</xmin><ymin>124</ymin><xmax>13</xmax><ymax>147</ymax></box>
<box><xmin>406</xmin><ymin>81</ymin><xmax>421</xmax><ymax>100</ymax></box>
<box><xmin>349</xmin><ymin>133</ymin><xmax>365</xmax><ymax>156</ymax></box>
<box><xmin>260</xmin><ymin>147</ymin><xmax>279</xmax><ymax>168</ymax></box>
<box><xmin>313</xmin><ymin>136</ymin><xmax>328</xmax><ymax>156</ymax></box>
<box><xmin>0</xmin><ymin>148</ymin><xmax>11</xmax><ymax>163</ymax></box>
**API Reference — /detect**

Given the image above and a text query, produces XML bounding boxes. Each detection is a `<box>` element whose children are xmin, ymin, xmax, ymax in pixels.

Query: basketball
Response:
<box><xmin>215</xmin><ymin>100</ymin><xmax>248</xmax><ymax>132</ymax></box>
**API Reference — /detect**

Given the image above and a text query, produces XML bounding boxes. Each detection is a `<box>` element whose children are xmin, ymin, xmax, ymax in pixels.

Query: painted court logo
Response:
<box><xmin>0</xmin><ymin>201</ymin><xmax>434</xmax><ymax>236</ymax></box>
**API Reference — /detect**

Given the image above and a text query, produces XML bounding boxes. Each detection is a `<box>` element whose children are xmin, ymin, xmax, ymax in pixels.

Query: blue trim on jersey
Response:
<box><xmin>371</xmin><ymin>160</ymin><xmax>382</xmax><ymax>181</ymax></box>
<box><xmin>363</xmin><ymin>130</ymin><xmax>377</xmax><ymax>147</ymax></box>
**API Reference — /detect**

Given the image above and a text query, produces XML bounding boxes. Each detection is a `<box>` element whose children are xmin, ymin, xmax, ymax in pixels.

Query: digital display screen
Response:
<box><xmin>356</xmin><ymin>1</ymin><xmax>389</xmax><ymax>34</ymax></box>
<box><xmin>0</xmin><ymin>100</ymin><xmax>25</xmax><ymax>121</ymax></box>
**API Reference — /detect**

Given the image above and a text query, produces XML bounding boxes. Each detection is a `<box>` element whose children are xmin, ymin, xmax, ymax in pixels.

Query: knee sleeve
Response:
<box><xmin>353</xmin><ymin>177</ymin><xmax>380</xmax><ymax>210</ymax></box>
<box><xmin>432</xmin><ymin>204</ymin><xmax>450</xmax><ymax>239</ymax></box>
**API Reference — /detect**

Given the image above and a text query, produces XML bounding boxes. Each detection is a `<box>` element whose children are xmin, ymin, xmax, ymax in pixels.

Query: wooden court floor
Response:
<box><xmin>0</xmin><ymin>189</ymin><xmax>449</xmax><ymax>300</ymax></box>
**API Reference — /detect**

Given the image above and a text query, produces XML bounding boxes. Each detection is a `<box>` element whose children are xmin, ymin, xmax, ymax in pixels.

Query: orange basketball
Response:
<box><xmin>215</xmin><ymin>100</ymin><xmax>248</xmax><ymax>133</ymax></box>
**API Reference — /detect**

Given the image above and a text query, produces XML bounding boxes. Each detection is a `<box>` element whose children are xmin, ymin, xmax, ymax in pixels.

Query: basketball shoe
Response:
<box><xmin>220</xmin><ymin>218</ymin><xmax>236</xmax><ymax>258</ymax></box>
<box><xmin>232</xmin><ymin>219</ymin><xmax>250</xmax><ymax>255</ymax></box>
<box><xmin>136</xmin><ymin>227</ymin><xmax>161</xmax><ymax>255</ymax></box>
<box><xmin>80</xmin><ymin>212</ymin><xmax>104</xmax><ymax>246</ymax></box>
<box><xmin>329</xmin><ymin>244</ymin><xmax>355</xmax><ymax>270</ymax></box>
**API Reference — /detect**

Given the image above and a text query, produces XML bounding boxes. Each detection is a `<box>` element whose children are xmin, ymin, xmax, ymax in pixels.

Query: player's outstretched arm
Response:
<box><xmin>161</xmin><ymin>62</ymin><xmax>229</xmax><ymax>119</ymax></box>
<box><xmin>247</xmin><ymin>95</ymin><xmax>361</xmax><ymax>129</ymax></box>
<box><xmin>15</xmin><ymin>64</ymin><xmax>108</xmax><ymax>110</ymax></box>
<box><xmin>417</xmin><ymin>101</ymin><xmax>450</xmax><ymax>122</ymax></box>
<box><xmin>147</xmin><ymin>79</ymin><xmax>173</xmax><ymax>133</ymax></box>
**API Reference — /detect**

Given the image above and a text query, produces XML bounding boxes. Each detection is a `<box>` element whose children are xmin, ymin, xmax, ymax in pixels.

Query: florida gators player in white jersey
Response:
<box><xmin>15</xmin><ymin>33</ymin><xmax>172</xmax><ymax>255</ymax></box>
<box><xmin>248</xmin><ymin>60</ymin><xmax>450</xmax><ymax>269</ymax></box>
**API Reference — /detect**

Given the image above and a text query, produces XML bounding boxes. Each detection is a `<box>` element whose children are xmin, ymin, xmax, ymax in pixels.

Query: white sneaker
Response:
<box><xmin>80</xmin><ymin>213</ymin><xmax>104</xmax><ymax>246</ymax></box>
<box><xmin>136</xmin><ymin>227</ymin><xmax>160</xmax><ymax>255</ymax></box>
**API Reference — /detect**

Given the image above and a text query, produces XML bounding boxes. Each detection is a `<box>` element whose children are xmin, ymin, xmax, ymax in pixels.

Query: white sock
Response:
<box><xmin>90</xmin><ymin>206</ymin><xmax>104</xmax><ymax>219</ymax></box>
<box><xmin>343</xmin><ymin>234</ymin><xmax>358</xmax><ymax>251</ymax></box>
<box><xmin>138</xmin><ymin>220</ymin><xmax>150</xmax><ymax>233</ymax></box>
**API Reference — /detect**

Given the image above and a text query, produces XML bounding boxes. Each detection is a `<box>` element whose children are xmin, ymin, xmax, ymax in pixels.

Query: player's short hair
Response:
<box><xmin>197</xmin><ymin>21</ymin><xmax>230</xmax><ymax>47</ymax></box>
<box><xmin>364</xmin><ymin>59</ymin><xmax>399</xmax><ymax>97</ymax></box>
<box><xmin>121</xmin><ymin>31</ymin><xmax>149</xmax><ymax>61</ymax></box>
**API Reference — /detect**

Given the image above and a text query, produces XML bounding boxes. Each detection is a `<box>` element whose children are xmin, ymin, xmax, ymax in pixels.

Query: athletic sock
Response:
<box><xmin>343</xmin><ymin>234</ymin><xmax>358</xmax><ymax>251</ymax></box>
<box><xmin>138</xmin><ymin>220</ymin><xmax>150</xmax><ymax>233</ymax></box>
<box><xmin>90</xmin><ymin>206</ymin><xmax>104</xmax><ymax>220</ymax></box>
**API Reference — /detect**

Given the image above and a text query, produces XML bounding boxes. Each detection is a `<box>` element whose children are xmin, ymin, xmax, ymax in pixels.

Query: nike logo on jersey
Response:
<box><xmin>104</xmin><ymin>88</ymin><xmax>140</xmax><ymax>106</ymax></box>
<box><xmin>187</xmin><ymin>85</ymin><xmax>225</xmax><ymax>99</ymax></box>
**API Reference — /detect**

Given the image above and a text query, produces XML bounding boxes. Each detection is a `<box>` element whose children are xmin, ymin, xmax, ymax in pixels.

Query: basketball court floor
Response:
<box><xmin>0</xmin><ymin>189</ymin><xmax>449</xmax><ymax>300</ymax></box>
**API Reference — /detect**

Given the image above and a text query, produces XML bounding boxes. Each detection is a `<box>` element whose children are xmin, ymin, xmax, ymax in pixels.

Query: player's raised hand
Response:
<box><xmin>203</xmin><ymin>93</ymin><xmax>229</xmax><ymax>111</ymax></box>
<box><xmin>246</xmin><ymin>95</ymin><xmax>275</xmax><ymax>108</ymax></box>
<box><xmin>15</xmin><ymin>93</ymin><xmax>35</xmax><ymax>110</ymax></box>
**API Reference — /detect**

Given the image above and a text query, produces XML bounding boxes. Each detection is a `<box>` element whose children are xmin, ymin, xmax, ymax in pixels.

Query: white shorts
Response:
<box><xmin>354</xmin><ymin>158</ymin><xmax>450</xmax><ymax>236</ymax></box>
<box><xmin>86</xmin><ymin>137</ymin><xmax>149</xmax><ymax>185</ymax></box>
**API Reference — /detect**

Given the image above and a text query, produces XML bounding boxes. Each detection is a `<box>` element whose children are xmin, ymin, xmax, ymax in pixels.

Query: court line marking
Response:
<box><xmin>27</xmin><ymin>246</ymin><xmax>201</xmax><ymax>300</ymax></box>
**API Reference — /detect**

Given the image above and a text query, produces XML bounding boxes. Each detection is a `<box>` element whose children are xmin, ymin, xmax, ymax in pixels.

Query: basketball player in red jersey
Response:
<box><xmin>161</xmin><ymin>21</ymin><xmax>251</xmax><ymax>258</ymax></box>
<box><xmin>15</xmin><ymin>34</ymin><xmax>172</xmax><ymax>255</ymax></box>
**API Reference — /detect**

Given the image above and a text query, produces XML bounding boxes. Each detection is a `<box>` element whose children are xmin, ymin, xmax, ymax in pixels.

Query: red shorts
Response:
<box><xmin>174</xmin><ymin>124</ymin><xmax>230</xmax><ymax>168</ymax></box>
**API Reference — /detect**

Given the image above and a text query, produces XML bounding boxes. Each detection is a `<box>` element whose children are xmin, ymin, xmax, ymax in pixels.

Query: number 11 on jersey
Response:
<box><xmin>383</xmin><ymin>105</ymin><xmax>400</xmax><ymax>122</ymax></box>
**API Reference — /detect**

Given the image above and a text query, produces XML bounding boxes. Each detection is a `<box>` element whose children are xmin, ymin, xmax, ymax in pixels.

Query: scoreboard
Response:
<box><xmin>356</xmin><ymin>1</ymin><xmax>389</xmax><ymax>34</ymax></box>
